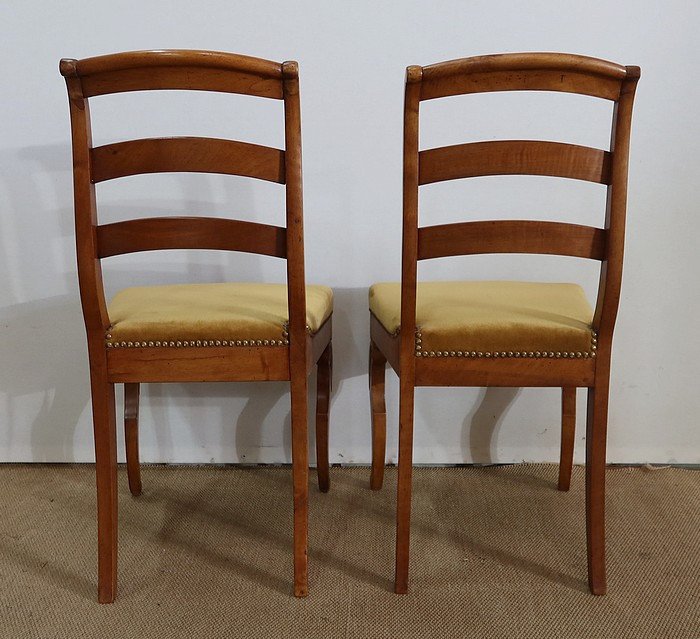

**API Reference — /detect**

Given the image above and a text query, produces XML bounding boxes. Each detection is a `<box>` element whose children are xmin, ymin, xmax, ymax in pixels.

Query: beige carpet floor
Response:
<box><xmin>0</xmin><ymin>464</ymin><xmax>697</xmax><ymax>638</ymax></box>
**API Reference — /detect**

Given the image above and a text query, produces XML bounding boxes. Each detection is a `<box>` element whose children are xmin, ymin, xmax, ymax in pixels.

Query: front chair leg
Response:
<box><xmin>315</xmin><ymin>343</ymin><xmax>332</xmax><ymax>492</ymax></box>
<box><xmin>369</xmin><ymin>342</ymin><xmax>387</xmax><ymax>490</ymax></box>
<box><xmin>124</xmin><ymin>383</ymin><xmax>142</xmax><ymax>496</ymax></box>
<box><xmin>290</xmin><ymin>371</ymin><xmax>309</xmax><ymax>597</ymax></box>
<box><xmin>394</xmin><ymin>378</ymin><xmax>415</xmax><ymax>594</ymax></box>
<box><xmin>586</xmin><ymin>382</ymin><xmax>609</xmax><ymax>595</ymax></box>
<box><xmin>90</xmin><ymin>367</ymin><xmax>118</xmax><ymax>603</ymax></box>
<box><xmin>558</xmin><ymin>386</ymin><xmax>576</xmax><ymax>491</ymax></box>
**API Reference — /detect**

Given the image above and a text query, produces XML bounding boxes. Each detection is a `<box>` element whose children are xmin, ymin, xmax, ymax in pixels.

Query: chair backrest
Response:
<box><xmin>60</xmin><ymin>49</ymin><xmax>307</xmax><ymax>354</ymax></box>
<box><xmin>399</xmin><ymin>53</ymin><xmax>640</xmax><ymax>368</ymax></box>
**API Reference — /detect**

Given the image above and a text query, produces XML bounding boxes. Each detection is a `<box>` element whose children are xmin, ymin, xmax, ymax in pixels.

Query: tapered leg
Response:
<box><xmin>315</xmin><ymin>343</ymin><xmax>332</xmax><ymax>493</ymax></box>
<box><xmin>290</xmin><ymin>372</ymin><xmax>309</xmax><ymax>597</ymax></box>
<box><xmin>124</xmin><ymin>383</ymin><xmax>142</xmax><ymax>496</ymax></box>
<box><xmin>394</xmin><ymin>377</ymin><xmax>415</xmax><ymax>594</ymax></box>
<box><xmin>586</xmin><ymin>382</ymin><xmax>609</xmax><ymax>595</ymax></box>
<box><xmin>90</xmin><ymin>369</ymin><xmax>118</xmax><ymax>603</ymax></box>
<box><xmin>369</xmin><ymin>342</ymin><xmax>387</xmax><ymax>490</ymax></box>
<box><xmin>558</xmin><ymin>386</ymin><xmax>576</xmax><ymax>491</ymax></box>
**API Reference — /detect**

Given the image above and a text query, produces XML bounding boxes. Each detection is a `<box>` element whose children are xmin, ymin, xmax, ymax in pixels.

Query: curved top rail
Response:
<box><xmin>421</xmin><ymin>53</ymin><xmax>629</xmax><ymax>81</ymax></box>
<box><xmin>59</xmin><ymin>50</ymin><xmax>291</xmax><ymax>99</ymax></box>
<box><xmin>60</xmin><ymin>49</ymin><xmax>285</xmax><ymax>79</ymax></box>
<box><xmin>418</xmin><ymin>53</ymin><xmax>639</xmax><ymax>101</ymax></box>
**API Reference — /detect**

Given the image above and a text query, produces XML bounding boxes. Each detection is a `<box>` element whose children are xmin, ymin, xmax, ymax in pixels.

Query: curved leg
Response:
<box><xmin>394</xmin><ymin>377</ymin><xmax>415</xmax><ymax>594</ymax></box>
<box><xmin>290</xmin><ymin>366</ymin><xmax>309</xmax><ymax>597</ymax></box>
<box><xmin>315</xmin><ymin>343</ymin><xmax>332</xmax><ymax>493</ymax></box>
<box><xmin>558</xmin><ymin>386</ymin><xmax>576</xmax><ymax>491</ymax></box>
<box><xmin>124</xmin><ymin>383</ymin><xmax>142</xmax><ymax>496</ymax></box>
<box><xmin>369</xmin><ymin>342</ymin><xmax>387</xmax><ymax>490</ymax></box>
<box><xmin>586</xmin><ymin>382</ymin><xmax>609</xmax><ymax>595</ymax></box>
<box><xmin>90</xmin><ymin>367</ymin><xmax>118</xmax><ymax>603</ymax></box>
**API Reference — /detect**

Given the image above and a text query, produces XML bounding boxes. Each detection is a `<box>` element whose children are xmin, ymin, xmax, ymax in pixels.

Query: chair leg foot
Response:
<box><xmin>369</xmin><ymin>342</ymin><xmax>387</xmax><ymax>491</ymax></box>
<box><xmin>91</xmin><ymin>370</ymin><xmax>118</xmax><ymax>604</ymax></box>
<box><xmin>124</xmin><ymin>383</ymin><xmax>142</xmax><ymax>497</ymax></box>
<box><xmin>586</xmin><ymin>383</ymin><xmax>609</xmax><ymax>596</ymax></box>
<box><xmin>290</xmin><ymin>369</ymin><xmax>309</xmax><ymax>597</ymax></box>
<box><xmin>315</xmin><ymin>344</ymin><xmax>331</xmax><ymax>493</ymax></box>
<box><xmin>394</xmin><ymin>378</ymin><xmax>414</xmax><ymax>594</ymax></box>
<box><xmin>558</xmin><ymin>386</ymin><xmax>576</xmax><ymax>491</ymax></box>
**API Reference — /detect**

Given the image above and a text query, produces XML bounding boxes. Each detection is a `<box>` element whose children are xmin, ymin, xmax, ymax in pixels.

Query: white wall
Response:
<box><xmin>1</xmin><ymin>0</ymin><xmax>698</xmax><ymax>465</ymax></box>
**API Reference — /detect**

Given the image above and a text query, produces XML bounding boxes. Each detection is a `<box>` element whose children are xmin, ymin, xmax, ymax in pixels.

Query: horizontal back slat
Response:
<box><xmin>418</xmin><ymin>220</ymin><xmax>606</xmax><ymax>260</ymax></box>
<box><xmin>97</xmin><ymin>217</ymin><xmax>287</xmax><ymax>258</ymax></box>
<box><xmin>63</xmin><ymin>50</ymin><xmax>284</xmax><ymax>99</ymax></box>
<box><xmin>419</xmin><ymin>141</ymin><xmax>611</xmax><ymax>185</ymax></box>
<box><xmin>91</xmin><ymin>138</ymin><xmax>285</xmax><ymax>183</ymax></box>
<box><xmin>419</xmin><ymin>53</ymin><xmax>627</xmax><ymax>101</ymax></box>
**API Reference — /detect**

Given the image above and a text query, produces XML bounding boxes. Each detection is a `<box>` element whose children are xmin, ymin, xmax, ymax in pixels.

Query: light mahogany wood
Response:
<box><xmin>97</xmin><ymin>217</ymin><xmax>287</xmax><ymax>259</ymax></box>
<box><xmin>281</xmin><ymin>60</ymin><xmax>312</xmax><ymax>598</ymax></box>
<box><xmin>107</xmin><ymin>346</ymin><xmax>291</xmax><ymax>383</ymax></box>
<box><xmin>61</xmin><ymin>50</ymin><xmax>330</xmax><ymax>602</ymax></box>
<box><xmin>61</xmin><ymin>50</ymin><xmax>284</xmax><ymax>99</ymax></box>
<box><xmin>124</xmin><ymin>383</ymin><xmax>142</xmax><ymax>496</ymax></box>
<box><xmin>419</xmin><ymin>52</ymin><xmax>627</xmax><ymax>101</ymax></box>
<box><xmin>315</xmin><ymin>344</ymin><xmax>332</xmax><ymax>493</ymax></box>
<box><xmin>369</xmin><ymin>54</ymin><xmax>639</xmax><ymax>597</ymax></box>
<box><xmin>418</xmin><ymin>220</ymin><xmax>606</xmax><ymax>261</ymax></box>
<box><xmin>394</xmin><ymin>65</ymin><xmax>422</xmax><ymax>595</ymax></box>
<box><xmin>558</xmin><ymin>386</ymin><xmax>576</xmax><ymax>491</ymax></box>
<box><xmin>91</xmin><ymin>138</ymin><xmax>285</xmax><ymax>184</ymax></box>
<box><xmin>369</xmin><ymin>342</ymin><xmax>387</xmax><ymax>491</ymax></box>
<box><xmin>419</xmin><ymin>141</ymin><xmax>611</xmax><ymax>186</ymax></box>
<box><xmin>415</xmin><ymin>353</ymin><xmax>596</xmax><ymax>387</ymax></box>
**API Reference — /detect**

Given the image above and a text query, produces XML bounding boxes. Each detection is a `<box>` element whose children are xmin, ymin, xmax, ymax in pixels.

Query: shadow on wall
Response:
<box><xmin>0</xmin><ymin>295</ymin><xmax>90</xmax><ymax>461</ymax></box>
<box><xmin>462</xmin><ymin>388</ymin><xmax>521</xmax><ymax>464</ymax></box>
<box><xmin>0</xmin><ymin>140</ymin><xmax>292</xmax><ymax>463</ymax></box>
<box><xmin>0</xmin><ymin>139</ymin><xmax>525</xmax><ymax>465</ymax></box>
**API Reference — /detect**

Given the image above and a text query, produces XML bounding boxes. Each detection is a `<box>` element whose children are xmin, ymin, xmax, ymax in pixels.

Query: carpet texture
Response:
<box><xmin>0</xmin><ymin>464</ymin><xmax>697</xmax><ymax>638</ymax></box>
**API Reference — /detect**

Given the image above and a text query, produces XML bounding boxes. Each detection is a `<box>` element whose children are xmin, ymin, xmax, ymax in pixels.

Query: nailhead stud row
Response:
<box><xmin>102</xmin><ymin>321</ymin><xmax>314</xmax><ymax>347</ymax></box>
<box><xmin>107</xmin><ymin>338</ymin><xmax>289</xmax><ymax>348</ymax></box>
<box><xmin>413</xmin><ymin>330</ymin><xmax>598</xmax><ymax>359</ymax></box>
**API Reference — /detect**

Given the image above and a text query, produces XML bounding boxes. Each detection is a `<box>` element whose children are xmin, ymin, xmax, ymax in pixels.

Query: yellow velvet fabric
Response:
<box><xmin>107</xmin><ymin>283</ymin><xmax>333</xmax><ymax>346</ymax></box>
<box><xmin>369</xmin><ymin>281</ymin><xmax>595</xmax><ymax>355</ymax></box>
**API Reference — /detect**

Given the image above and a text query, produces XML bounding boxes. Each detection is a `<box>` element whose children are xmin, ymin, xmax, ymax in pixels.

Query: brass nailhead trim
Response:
<box><xmin>105</xmin><ymin>322</ymin><xmax>300</xmax><ymax>348</ymax></box>
<box><xmin>414</xmin><ymin>330</ymin><xmax>598</xmax><ymax>359</ymax></box>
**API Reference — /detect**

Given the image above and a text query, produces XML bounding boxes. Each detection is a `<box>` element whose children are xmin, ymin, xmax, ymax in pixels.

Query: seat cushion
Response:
<box><xmin>369</xmin><ymin>281</ymin><xmax>596</xmax><ymax>358</ymax></box>
<box><xmin>106</xmin><ymin>283</ymin><xmax>333</xmax><ymax>348</ymax></box>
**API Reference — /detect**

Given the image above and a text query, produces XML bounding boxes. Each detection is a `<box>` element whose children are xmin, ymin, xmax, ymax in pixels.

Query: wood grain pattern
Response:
<box><xmin>419</xmin><ymin>141</ymin><xmax>611</xmax><ymax>185</ymax></box>
<box><xmin>107</xmin><ymin>346</ymin><xmax>290</xmax><ymax>383</ymax></box>
<box><xmin>315</xmin><ymin>344</ymin><xmax>332</xmax><ymax>493</ymax></box>
<box><xmin>419</xmin><ymin>52</ymin><xmax>627</xmax><ymax>101</ymax></box>
<box><xmin>91</xmin><ymin>138</ymin><xmax>285</xmax><ymax>184</ymax></box>
<box><xmin>368</xmin><ymin>53</ymin><xmax>639</xmax><ymax>598</ymax></box>
<box><xmin>61</xmin><ymin>50</ymin><xmax>329</xmax><ymax>602</ymax></box>
<box><xmin>415</xmin><ymin>355</ymin><xmax>596</xmax><ymax>387</ymax></box>
<box><xmin>61</xmin><ymin>50</ymin><xmax>284</xmax><ymax>99</ymax></box>
<box><xmin>395</xmin><ymin>65</ymin><xmax>422</xmax><ymax>595</ymax></box>
<box><xmin>418</xmin><ymin>220</ymin><xmax>606</xmax><ymax>261</ymax></box>
<box><xmin>282</xmin><ymin>60</ymin><xmax>311</xmax><ymax>599</ymax></box>
<box><xmin>124</xmin><ymin>382</ymin><xmax>142</xmax><ymax>496</ymax></box>
<box><xmin>97</xmin><ymin>217</ymin><xmax>287</xmax><ymax>259</ymax></box>
<box><xmin>369</xmin><ymin>342</ymin><xmax>387</xmax><ymax>491</ymax></box>
<box><xmin>558</xmin><ymin>386</ymin><xmax>576</xmax><ymax>492</ymax></box>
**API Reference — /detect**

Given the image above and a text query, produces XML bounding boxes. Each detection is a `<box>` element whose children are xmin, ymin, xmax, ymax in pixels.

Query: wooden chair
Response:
<box><xmin>59</xmin><ymin>50</ymin><xmax>333</xmax><ymax>602</ymax></box>
<box><xmin>368</xmin><ymin>53</ymin><xmax>639</xmax><ymax>595</ymax></box>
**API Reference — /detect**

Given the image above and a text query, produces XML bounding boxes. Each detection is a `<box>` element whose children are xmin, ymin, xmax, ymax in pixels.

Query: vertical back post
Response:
<box><xmin>593</xmin><ymin>66</ymin><xmax>641</xmax><ymax>363</ymax></box>
<box><xmin>60</xmin><ymin>59</ymin><xmax>110</xmax><ymax>338</ymax></box>
<box><xmin>282</xmin><ymin>60</ymin><xmax>309</xmax><ymax>597</ymax></box>
<box><xmin>395</xmin><ymin>65</ymin><xmax>422</xmax><ymax>593</ymax></box>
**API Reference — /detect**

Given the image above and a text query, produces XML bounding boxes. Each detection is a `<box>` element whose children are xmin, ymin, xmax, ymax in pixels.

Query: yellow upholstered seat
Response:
<box><xmin>106</xmin><ymin>282</ymin><xmax>333</xmax><ymax>348</ymax></box>
<box><xmin>369</xmin><ymin>280</ymin><xmax>596</xmax><ymax>358</ymax></box>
